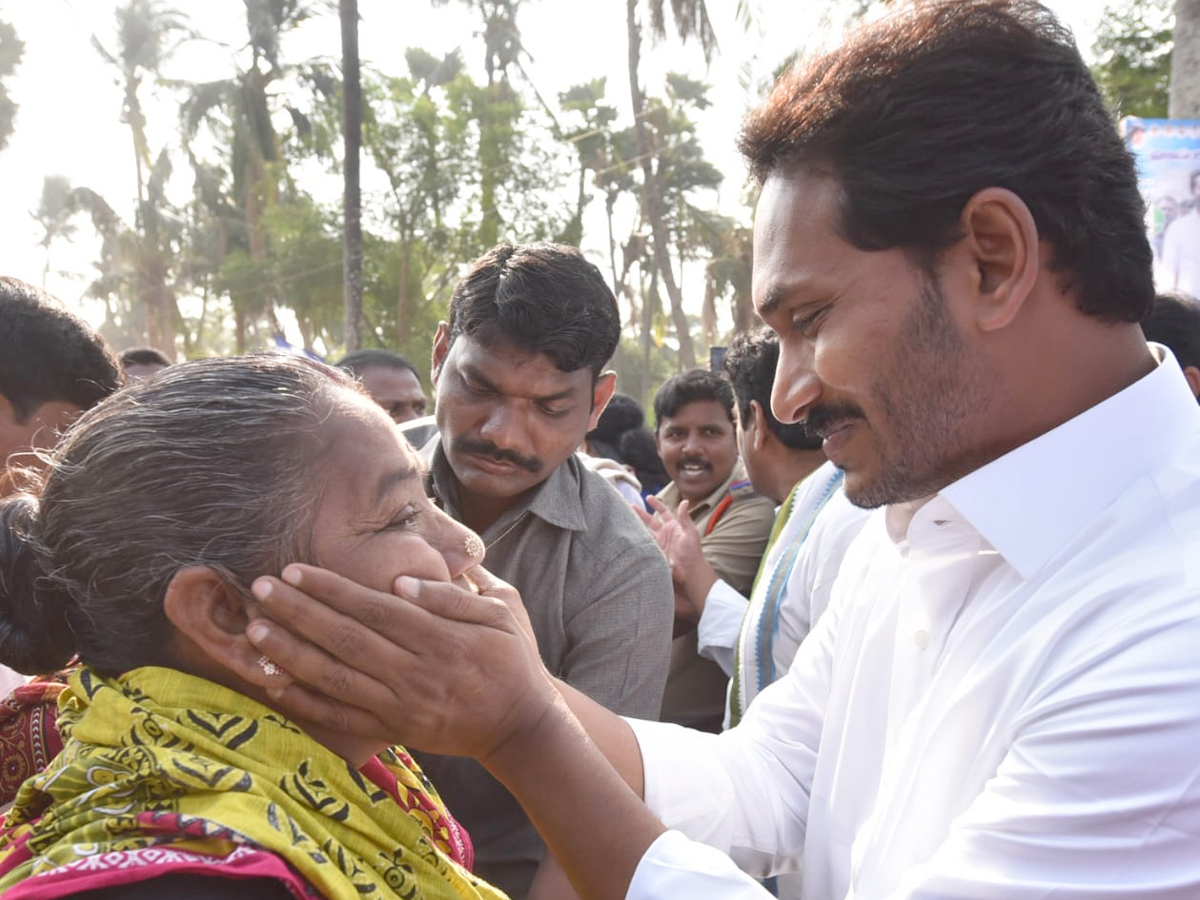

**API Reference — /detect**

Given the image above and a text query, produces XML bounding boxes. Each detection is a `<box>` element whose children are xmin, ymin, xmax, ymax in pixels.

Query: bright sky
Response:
<box><xmin>0</xmin><ymin>0</ymin><xmax>1103</xmax><ymax>332</ymax></box>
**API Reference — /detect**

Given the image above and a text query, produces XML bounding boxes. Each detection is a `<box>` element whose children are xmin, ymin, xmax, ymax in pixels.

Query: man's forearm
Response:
<box><xmin>485</xmin><ymin>695</ymin><xmax>665</xmax><ymax>900</ymax></box>
<box><xmin>552</xmin><ymin>677</ymin><xmax>646</xmax><ymax>797</ymax></box>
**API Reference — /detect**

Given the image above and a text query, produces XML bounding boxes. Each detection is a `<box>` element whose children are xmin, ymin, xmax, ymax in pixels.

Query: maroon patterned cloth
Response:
<box><xmin>0</xmin><ymin>675</ymin><xmax>67</xmax><ymax>808</ymax></box>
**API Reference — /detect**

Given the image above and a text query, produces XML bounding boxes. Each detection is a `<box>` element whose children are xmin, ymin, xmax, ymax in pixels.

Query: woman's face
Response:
<box><xmin>308</xmin><ymin>393</ymin><xmax>482</xmax><ymax>593</ymax></box>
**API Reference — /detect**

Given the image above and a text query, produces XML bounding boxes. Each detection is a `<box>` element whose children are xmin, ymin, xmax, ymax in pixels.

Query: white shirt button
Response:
<box><xmin>914</xmin><ymin>629</ymin><xmax>931</xmax><ymax>650</ymax></box>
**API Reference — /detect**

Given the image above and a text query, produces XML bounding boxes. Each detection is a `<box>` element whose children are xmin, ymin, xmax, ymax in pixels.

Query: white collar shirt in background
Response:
<box><xmin>695</xmin><ymin>460</ymin><xmax>867</xmax><ymax>725</ymax></box>
<box><xmin>625</xmin><ymin>346</ymin><xmax>1200</xmax><ymax>900</ymax></box>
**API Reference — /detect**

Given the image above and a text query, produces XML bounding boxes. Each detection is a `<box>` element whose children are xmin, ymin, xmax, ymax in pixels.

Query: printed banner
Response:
<box><xmin>1122</xmin><ymin>117</ymin><xmax>1200</xmax><ymax>297</ymax></box>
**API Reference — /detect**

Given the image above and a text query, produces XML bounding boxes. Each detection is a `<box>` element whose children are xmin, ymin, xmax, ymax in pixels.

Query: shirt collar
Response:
<box><xmin>425</xmin><ymin>437</ymin><xmax>588</xmax><ymax>534</ymax></box>
<box><xmin>938</xmin><ymin>345</ymin><xmax>1200</xmax><ymax>580</ymax></box>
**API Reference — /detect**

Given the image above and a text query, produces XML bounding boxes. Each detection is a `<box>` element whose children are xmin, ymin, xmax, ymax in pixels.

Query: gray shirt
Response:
<box><xmin>400</xmin><ymin>418</ymin><xmax>673</xmax><ymax>897</ymax></box>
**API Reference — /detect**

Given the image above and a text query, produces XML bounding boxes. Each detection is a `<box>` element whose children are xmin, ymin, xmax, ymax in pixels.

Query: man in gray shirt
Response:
<box><xmin>399</xmin><ymin>242</ymin><xmax>673</xmax><ymax>898</ymax></box>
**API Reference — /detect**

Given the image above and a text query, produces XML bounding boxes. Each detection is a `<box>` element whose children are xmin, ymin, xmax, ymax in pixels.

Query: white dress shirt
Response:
<box><xmin>625</xmin><ymin>348</ymin><xmax>1200</xmax><ymax>900</ymax></box>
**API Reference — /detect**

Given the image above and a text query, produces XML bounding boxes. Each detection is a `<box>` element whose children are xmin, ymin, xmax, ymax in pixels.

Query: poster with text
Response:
<box><xmin>1122</xmin><ymin>117</ymin><xmax>1200</xmax><ymax>298</ymax></box>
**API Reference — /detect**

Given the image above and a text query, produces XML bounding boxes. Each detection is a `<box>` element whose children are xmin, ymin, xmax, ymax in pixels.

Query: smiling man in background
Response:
<box><xmin>649</xmin><ymin>369</ymin><xmax>775</xmax><ymax>732</ymax></box>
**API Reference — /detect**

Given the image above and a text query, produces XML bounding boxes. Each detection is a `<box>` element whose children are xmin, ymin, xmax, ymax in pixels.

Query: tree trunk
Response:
<box><xmin>605</xmin><ymin>191</ymin><xmax>621</xmax><ymax>299</ymax></box>
<box><xmin>397</xmin><ymin>237</ymin><xmax>413</xmax><ymax>347</ymax></box>
<box><xmin>1172</xmin><ymin>0</ymin><xmax>1200</xmax><ymax>118</ymax></box>
<box><xmin>641</xmin><ymin>266</ymin><xmax>658</xmax><ymax>402</ymax></box>
<box><xmin>626</xmin><ymin>0</ymin><xmax>696</xmax><ymax>370</ymax></box>
<box><xmin>341</xmin><ymin>0</ymin><xmax>364</xmax><ymax>352</ymax></box>
<box><xmin>478</xmin><ymin>83</ymin><xmax>506</xmax><ymax>249</ymax></box>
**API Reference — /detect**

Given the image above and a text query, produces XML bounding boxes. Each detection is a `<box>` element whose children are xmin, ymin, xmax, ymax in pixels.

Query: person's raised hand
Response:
<box><xmin>244</xmin><ymin>564</ymin><xmax>556</xmax><ymax>765</ymax></box>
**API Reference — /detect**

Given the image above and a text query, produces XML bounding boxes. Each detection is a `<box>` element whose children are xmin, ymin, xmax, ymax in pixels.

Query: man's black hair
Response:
<box><xmin>587</xmin><ymin>393</ymin><xmax>644</xmax><ymax>461</ymax></box>
<box><xmin>0</xmin><ymin>277</ymin><xmax>122</xmax><ymax>421</ymax></box>
<box><xmin>653</xmin><ymin>369</ymin><xmax>735</xmax><ymax>428</ymax></box>
<box><xmin>619</xmin><ymin>428</ymin><xmax>669</xmax><ymax>495</ymax></box>
<box><xmin>723</xmin><ymin>328</ymin><xmax>822</xmax><ymax>451</ymax></box>
<box><xmin>739</xmin><ymin>0</ymin><xmax>1153</xmax><ymax>323</ymax></box>
<box><xmin>119</xmin><ymin>346</ymin><xmax>172</xmax><ymax>368</ymax></box>
<box><xmin>447</xmin><ymin>243</ymin><xmax>620</xmax><ymax>379</ymax></box>
<box><xmin>336</xmin><ymin>349</ymin><xmax>421</xmax><ymax>381</ymax></box>
<box><xmin>1142</xmin><ymin>292</ymin><xmax>1200</xmax><ymax>372</ymax></box>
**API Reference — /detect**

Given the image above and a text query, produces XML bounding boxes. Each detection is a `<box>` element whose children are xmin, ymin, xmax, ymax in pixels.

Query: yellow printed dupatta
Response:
<box><xmin>0</xmin><ymin>666</ymin><xmax>508</xmax><ymax>900</ymax></box>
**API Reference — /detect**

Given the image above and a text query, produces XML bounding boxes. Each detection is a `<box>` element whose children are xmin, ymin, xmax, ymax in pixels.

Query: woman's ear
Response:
<box><xmin>162</xmin><ymin>567</ymin><xmax>292</xmax><ymax>690</ymax></box>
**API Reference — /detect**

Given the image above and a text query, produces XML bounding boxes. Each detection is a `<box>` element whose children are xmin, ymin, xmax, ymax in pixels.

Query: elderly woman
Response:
<box><xmin>0</xmin><ymin>355</ymin><xmax>506</xmax><ymax>900</ymax></box>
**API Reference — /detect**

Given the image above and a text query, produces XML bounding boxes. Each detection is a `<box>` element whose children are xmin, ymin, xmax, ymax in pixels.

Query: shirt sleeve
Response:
<box><xmin>699</xmin><ymin>495</ymin><xmax>777</xmax><ymax>596</ymax></box>
<box><xmin>696</xmin><ymin>579</ymin><xmax>747</xmax><ymax>676</ymax></box>
<box><xmin>625</xmin><ymin>584</ymin><xmax>843</xmax><ymax>877</ymax></box>
<box><xmin>626</xmin><ymin>831</ymin><xmax>777</xmax><ymax>900</ymax></box>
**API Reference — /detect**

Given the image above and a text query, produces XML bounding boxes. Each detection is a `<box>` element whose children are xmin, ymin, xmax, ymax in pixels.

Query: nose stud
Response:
<box><xmin>464</xmin><ymin>533</ymin><xmax>486</xmax><ymax>559</ymax></box>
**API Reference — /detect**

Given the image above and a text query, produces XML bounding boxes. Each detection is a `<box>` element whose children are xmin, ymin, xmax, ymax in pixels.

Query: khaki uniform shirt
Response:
<box><xmin>399</xmin><ymin>418</ymin><xmax>673</xmax><ymax>898</ymax></box>
<box><xmin>657</xmin><ymin>460</ymin><xmax>777</xmax><ymax>731</ymax></box>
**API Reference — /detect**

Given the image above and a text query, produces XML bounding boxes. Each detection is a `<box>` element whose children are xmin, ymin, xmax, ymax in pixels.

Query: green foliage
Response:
<box><xmin>35</xmin><ymin>0</ymin><xmax>750</xmax><ymax>372</ymax></box>
<box><xmin>1091</xmin><ymin>0</ymin><xmax>1174</xmax><ymax>118</ymax></box>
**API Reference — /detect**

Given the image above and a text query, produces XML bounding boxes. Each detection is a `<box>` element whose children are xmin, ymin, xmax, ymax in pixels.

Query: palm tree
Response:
<box><xmin>181</xmin><ymin>0</ymin><xmax>314</xmax><ymax>350</ymax></box>
<box><xmin>92</xmin><ymin>0</ymin><xmax>191</xmax><ymax>353</ymax></box>
<box><xmin>0</xmin><ymin>19</ymin><xmax>23</xmax><ymax>152</ymax></box>
<box><xmin>340</xmin><ymin>0</ymin><xmax>363</xmax><ymax>351</ymax></box>
<box><xmin>33</xmin><ymin>176</ymin><xmax>78</xmax><ymax>289</ymax></box>
<box><xmin>625</xmin><ymin>0</ymin><xmax>717</xmax><ymax>371</ymax></box>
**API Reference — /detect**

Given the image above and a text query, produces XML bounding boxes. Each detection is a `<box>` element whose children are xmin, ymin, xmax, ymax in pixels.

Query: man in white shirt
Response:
<box><xmin>645</xmin><ymin>329</ymin><xmax>867</xmax><ymax>732</ymax></box>
<box><xmin>1160</xmin><ymin>171</ymin><xmax>1200</xmax><ymax>298</ymax></box>
<box><xmin>242</xmin><ymin>2</ymin><xmax>1200</xmax><ymax>898</ymax></box>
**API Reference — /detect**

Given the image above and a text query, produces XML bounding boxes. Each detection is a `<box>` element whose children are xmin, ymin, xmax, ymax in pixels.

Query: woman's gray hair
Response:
<box><xmin>0</xmin><ymin>354</ymin><xmax>361</xmax><ymax>676</ymax></box>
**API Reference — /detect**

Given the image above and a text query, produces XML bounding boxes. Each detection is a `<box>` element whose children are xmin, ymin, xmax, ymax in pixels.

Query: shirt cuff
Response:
<box><xmin>697</xmin><ymin>580</ymin><xmax>747</xmax><ymax>676</ymax></box>
<box><xmin>627</xmin><ymin>830</ymin><xmax>773</xmax><ymax>900</ymax></box>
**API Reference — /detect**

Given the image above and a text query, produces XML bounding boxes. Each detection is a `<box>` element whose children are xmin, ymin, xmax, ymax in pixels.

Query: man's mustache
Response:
<box><xmin>804</xmin><ymin>402</ymin><xmax>867</xmax><ymax>439</ymax></box>
<box><xmin>453</xmin><ymin>436</ymin><xmax>543</xmax><ymax>474</ymax></box>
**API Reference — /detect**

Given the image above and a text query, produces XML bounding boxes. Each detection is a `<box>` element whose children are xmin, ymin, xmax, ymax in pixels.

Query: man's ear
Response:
<box><xmin>162</xmin><ymin>567</ymin><xmax>289</xmax><ymax>691</ymax></box>
<box><xmin>431</xmin><ymin>322</ymin><xmax>451</xmax><ymax>385</ymax></box>
<box><xmin>586</xmin><ymin>372</ymin><xmax>618</xmax><ymax>431</ymax></box>
<box><xmin>955</xmin><ymin>187</ymin><xmax>1040</xmax><ymax>333</ymax></box>
<box><xmin>748</xmin><ymin>400</ymin><xmax>769</xmax><ymax>451</ymax></box>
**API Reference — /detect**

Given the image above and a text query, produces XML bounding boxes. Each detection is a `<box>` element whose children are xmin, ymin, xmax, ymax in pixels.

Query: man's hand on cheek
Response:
<box><xmin>245</xmin><ymin>563</ymin><xmax>557</xmax><ymax>763</ymax></box>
